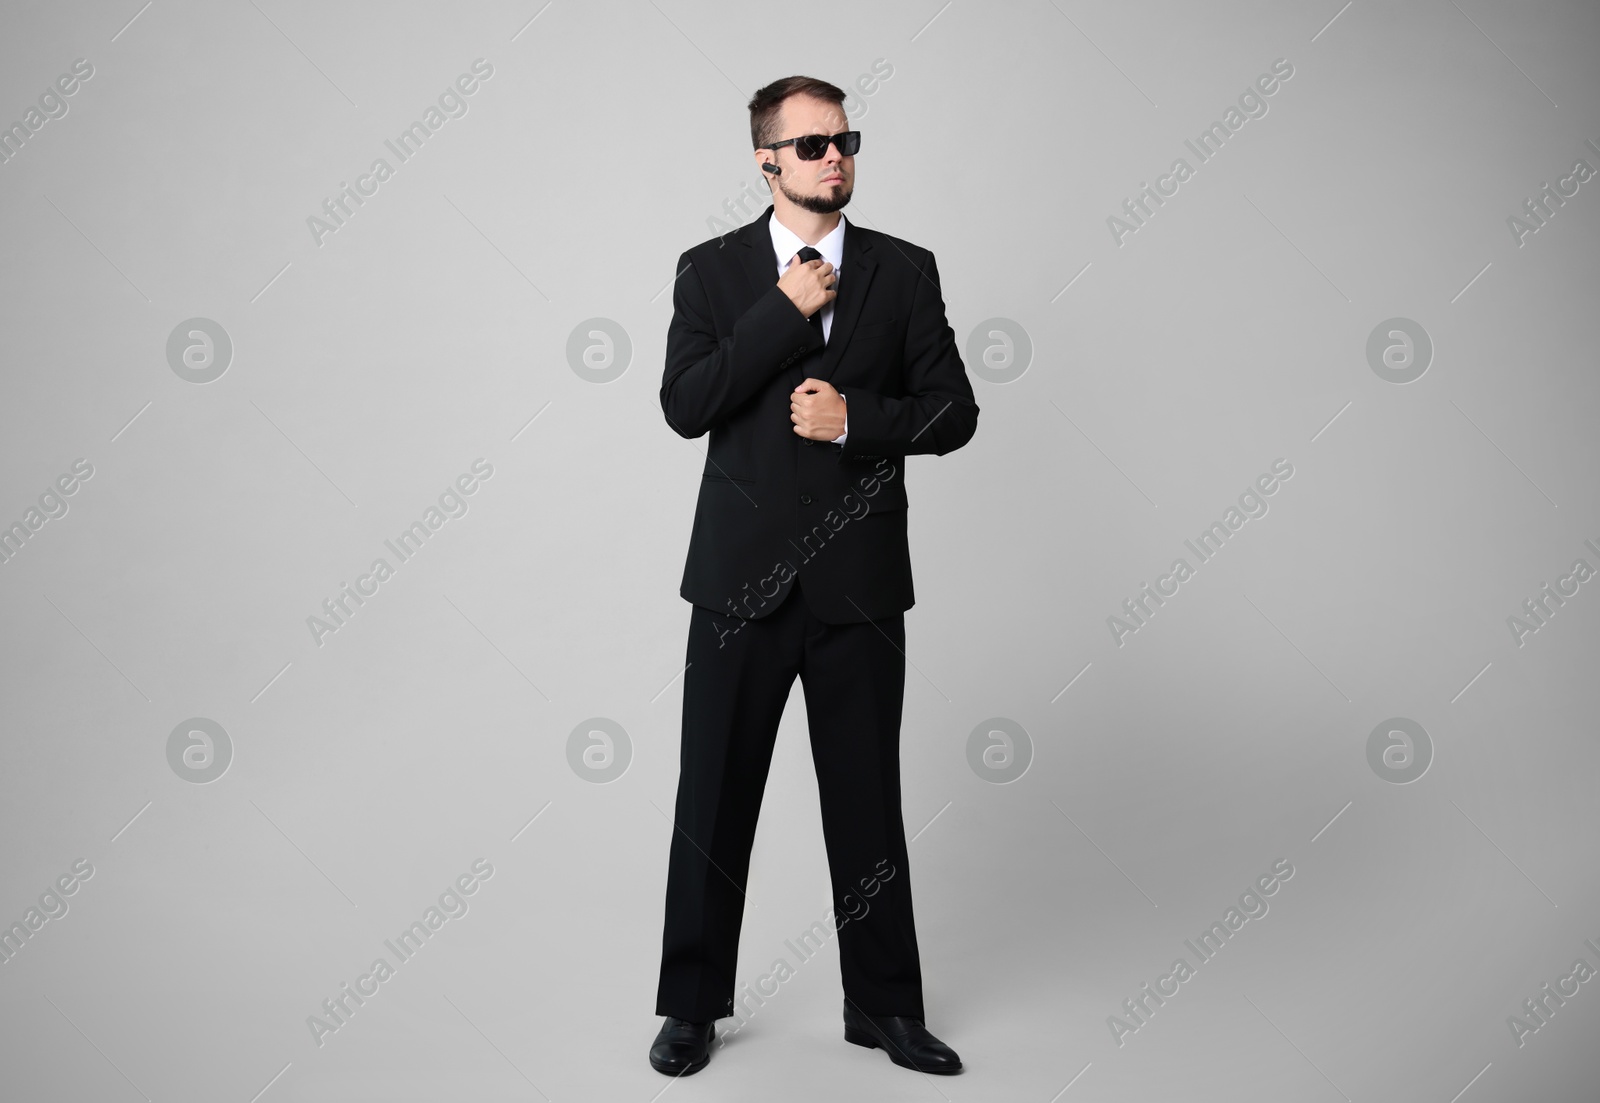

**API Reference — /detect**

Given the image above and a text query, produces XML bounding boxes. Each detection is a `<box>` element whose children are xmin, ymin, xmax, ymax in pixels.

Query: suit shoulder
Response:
<box><xmin>856</xmin><ymin>224</ymin><xmax>930</xmax><ymax>259</ymax></box>
<box><xmin>855</xmin><ymin>226</ymin><xmax>943</xmax><ymax>287</ymax></box>
<box><xmin>680</xmin><ymin>220</ymin><xmax>761</xmax><ymax>263</ymax></box>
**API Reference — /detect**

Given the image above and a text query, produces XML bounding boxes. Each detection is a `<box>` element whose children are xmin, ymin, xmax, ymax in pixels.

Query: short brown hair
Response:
<box><xmin>748</xmin><ymin>76</ymin><xmax>847</xmax><ymax>150</ymax></box>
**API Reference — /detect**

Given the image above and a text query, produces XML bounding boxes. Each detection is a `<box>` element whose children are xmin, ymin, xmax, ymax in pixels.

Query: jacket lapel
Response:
<box><xmin>734</xmin><ymin>206</ymin><xmax>879</xmax><ymax>386</ymax></box>
<box><xmin>734</xmin><ymin>206</ymin><xmax>779</xmax><ymax>303</ymax></box>
<box><xmin>816</xmin><ymin>225</ymin><xmax>875</xmax><ymax>385</ymax></box>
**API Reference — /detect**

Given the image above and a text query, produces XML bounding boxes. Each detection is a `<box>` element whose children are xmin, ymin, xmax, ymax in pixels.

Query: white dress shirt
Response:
<box><xmin>769</xmin><ymin>212</ymin><xmax>848</xmax><ymax>444</ymax></box>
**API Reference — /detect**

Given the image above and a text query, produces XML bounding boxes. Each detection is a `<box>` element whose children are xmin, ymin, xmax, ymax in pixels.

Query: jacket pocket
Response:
<box><xmin>702</xmin><ymin>472</ymin><xmax>755</xmax><ymax>485</ymax></box>
<box><xmin>853</xmin><ymin>318</ymin><xmax>897</xmax><ymax>340</ymax></box>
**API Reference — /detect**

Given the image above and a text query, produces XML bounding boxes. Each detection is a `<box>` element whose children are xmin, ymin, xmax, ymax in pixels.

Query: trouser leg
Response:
<box><xmin>655</xmin><ymin>586</ymin><xmax>803</xmax><ymax>1021</ymax></box>
<box><xmin>798</xmin><ymin>602</ymin><xmax>925</xmax><ymax>1019</ymax></box>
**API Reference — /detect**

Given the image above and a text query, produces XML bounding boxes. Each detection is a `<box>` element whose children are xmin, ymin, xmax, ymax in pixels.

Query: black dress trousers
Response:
<box><xmin>654</xmin><ymin>573</ymin><xmax>925</xmax><ymax>1023</ymax></box>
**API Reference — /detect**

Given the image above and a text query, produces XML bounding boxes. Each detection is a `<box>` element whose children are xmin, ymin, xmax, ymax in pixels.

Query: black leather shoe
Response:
<box><xmin>842</xmin><ymin>1000</ymin><xmax>962</xmax><ymax>1073</ymax></box>
<box><xmin>649</xmin><ymin>1016</ymin><xmax>715</xmax><ymax>1076</ymax></box>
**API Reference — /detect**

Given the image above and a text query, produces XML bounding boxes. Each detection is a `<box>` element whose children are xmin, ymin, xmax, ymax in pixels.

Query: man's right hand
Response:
<box><xmin>778</xmin><ymin>253</ymin><xmax>836</xmax><ymax>319</ymax></box>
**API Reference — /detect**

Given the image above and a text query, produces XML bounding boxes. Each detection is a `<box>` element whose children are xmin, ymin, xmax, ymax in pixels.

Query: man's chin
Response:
<box><xmin>795</xmin><ymin>188</ymin><xmax>852</xmax><ymax>214</ymax></box>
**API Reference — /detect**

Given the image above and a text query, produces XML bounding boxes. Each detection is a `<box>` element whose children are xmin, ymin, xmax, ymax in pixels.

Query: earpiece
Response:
<box><xmin>761</xmin><ymin>162</ymin><xmax>781</xmax><ymax>176</ymax></box>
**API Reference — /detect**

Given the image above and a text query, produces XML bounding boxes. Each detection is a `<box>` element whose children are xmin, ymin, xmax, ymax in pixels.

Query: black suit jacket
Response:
<box><xmin>662</xmin><ymin>205</ymin><xmax>978</xmax><ymax>624</ymax></box>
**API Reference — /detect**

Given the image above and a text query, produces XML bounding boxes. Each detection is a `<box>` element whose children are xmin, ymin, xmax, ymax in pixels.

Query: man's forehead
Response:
<box><xmin>782</xmin><ymin>95</ymin><xmax>848</xmax><ymax>130</ymax></box>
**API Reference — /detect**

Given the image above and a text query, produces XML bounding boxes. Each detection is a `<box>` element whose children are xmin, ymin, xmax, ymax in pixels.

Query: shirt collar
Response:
<box><xmin>769</xmin><ymin>210</ymin><xmax>846</xmax><ymax>272</ymax></box>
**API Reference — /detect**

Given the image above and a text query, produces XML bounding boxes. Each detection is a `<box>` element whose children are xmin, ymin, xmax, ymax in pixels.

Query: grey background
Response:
<box><xmin>1</xmin><ymin>1</ymin><xmax>1597</xmax><ymax>1100</ymax></box>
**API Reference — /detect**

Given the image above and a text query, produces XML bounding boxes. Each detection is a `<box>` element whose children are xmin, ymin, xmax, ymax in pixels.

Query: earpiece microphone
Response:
<box><xmin>761</xmin><ymin>162</ymin><xmax>781</xmax><ymax>176</ymax></box>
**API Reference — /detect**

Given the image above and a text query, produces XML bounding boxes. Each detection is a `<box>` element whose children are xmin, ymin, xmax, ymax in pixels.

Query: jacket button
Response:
<box><xmin>799</xmin><ymin>494</ymin><xmax>813</xmax><ymax>505</ymax></box>
<box><xmin>803</xmin><ymin>439</ymin><xmax>814</xmax><ymax>446</ymax></box>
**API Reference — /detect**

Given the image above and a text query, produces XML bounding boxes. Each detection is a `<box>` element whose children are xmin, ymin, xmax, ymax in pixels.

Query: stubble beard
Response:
<box><xmin>782</xmin><ymin>177</ymin><xmax>852</xmax><ymax>214</ymax></box>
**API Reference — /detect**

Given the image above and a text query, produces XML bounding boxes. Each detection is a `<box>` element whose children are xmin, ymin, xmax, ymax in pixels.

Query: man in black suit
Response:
<box><xmin>650</xmin><ymin>74</ymin><xmax>978</xmax><ymax>1077</ymax></box>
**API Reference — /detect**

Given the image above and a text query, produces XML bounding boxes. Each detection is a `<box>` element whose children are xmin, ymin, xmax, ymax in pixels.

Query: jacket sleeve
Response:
<box><xmin>660</xmin><ymin>250</ymin><xmax>823</xmax><ymax>439</ymax></box>
<box><xmin>836</xmin><ymin>252</ymin><xmax>978</xmax><ymax>458</ymax></box>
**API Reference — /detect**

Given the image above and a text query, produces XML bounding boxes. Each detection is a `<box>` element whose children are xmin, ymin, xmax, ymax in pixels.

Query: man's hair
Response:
<box><xmin>748</xmin><ymin>76</ymin><xmax>847</xmax><ymax>150</ymax></box>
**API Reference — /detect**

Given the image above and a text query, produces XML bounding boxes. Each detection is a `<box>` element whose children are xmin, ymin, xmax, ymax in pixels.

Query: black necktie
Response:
<box><xmin>795</xmin><ymin>246</ymin><xmax>826</xmax><ymax>342</ymax></box>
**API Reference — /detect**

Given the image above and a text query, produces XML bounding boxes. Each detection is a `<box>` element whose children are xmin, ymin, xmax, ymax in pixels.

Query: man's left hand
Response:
<box><xmin>791</xmin><ymin>378</ymin><xmax>846</xmax><ymax>441</ymax></box>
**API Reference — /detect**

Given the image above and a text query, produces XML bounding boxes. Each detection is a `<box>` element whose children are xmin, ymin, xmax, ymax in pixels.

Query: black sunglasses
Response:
<box><xmin>763</xmin><ymin>130</ymin><xmax>861</xmax><ymax>160</ymax></box>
